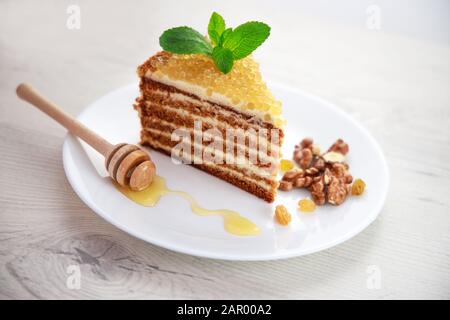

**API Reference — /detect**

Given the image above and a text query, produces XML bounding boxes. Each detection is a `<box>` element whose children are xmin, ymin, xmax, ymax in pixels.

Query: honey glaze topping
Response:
<box><xmin>146</xmin><ymin>52</ymin><xmax>284</xmax><ymax>126</ymax></box>
<box><xmin>114</xmin><ymin>176</ymin><xmax>260</xmax><ymax>236</ymax></box>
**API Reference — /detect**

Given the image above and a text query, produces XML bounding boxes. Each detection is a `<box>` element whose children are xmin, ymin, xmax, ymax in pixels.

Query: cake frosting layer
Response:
<box><xmin>142</xmin><ymin>127</ymin><xmax>278</xmax><ymax>178</ymax></box>
<box><xmin>142</xmin><ymin>124</ymin><xmax>278</xmax><ymax>170</ymax></box>
<box><xmin>138</xmin><ymin>51</ymin><xmax>285</xmax><ymax>127</ymax></box>
<box><xmin>142</xmin><ymin>129</ymin><xmax>276</xmax><ymax>187</ymax></box>
<box><xmin>140</xmin><ymin>134</ymin><xmax>276</xmax><ymax>202</ymax></box>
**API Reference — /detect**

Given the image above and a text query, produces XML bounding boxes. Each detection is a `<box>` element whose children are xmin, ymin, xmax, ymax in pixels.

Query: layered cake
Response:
<box><xmin>133</xmin><ymin>13</ymin><xmax>284</xmax><ymax>202</ymax></box>
<box><xmin>134</xmin><ymin>53</ymin><xmax>284</xmax><ymax>202</ymax></box>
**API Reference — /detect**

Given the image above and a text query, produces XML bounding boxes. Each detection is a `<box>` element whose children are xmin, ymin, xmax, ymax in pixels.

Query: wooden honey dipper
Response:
<box><xmin>16</xmin><ymin>83</ymin><xmax>156</xmax><ymax>191</ymax></box>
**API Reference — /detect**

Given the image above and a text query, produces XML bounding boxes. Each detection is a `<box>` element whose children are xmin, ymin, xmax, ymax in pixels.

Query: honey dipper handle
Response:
<box><xmin>16</xmin><ymin>83</ymin><xmax>113</xmax><ymax>156</ymax></box>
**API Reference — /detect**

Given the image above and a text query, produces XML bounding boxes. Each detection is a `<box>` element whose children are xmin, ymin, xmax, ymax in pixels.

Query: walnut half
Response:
<box><xmin>279</xmin><ymin>138</ymin><xmax>354</xmax><ymax>206</ymax></box>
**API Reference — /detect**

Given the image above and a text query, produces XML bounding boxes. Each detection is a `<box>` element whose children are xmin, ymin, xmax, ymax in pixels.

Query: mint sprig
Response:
<box><xmin>159</xmin><ymin>12</ymin><xmax>270</xmax><ymax>74</ymax></box>
<box><xmin>159</xmin><ymin>26</ymin><xmax>213</xmax><ymax>56</ymax></box>
<box><xmin>212</xmin><ymin>46</ymin><xmax>234</xmax><ymax>74</ymax></box>
<box><xmin>218</xmin><ymin>28</ymin><xmax>232</xmax><ymax>46</ymax></box>
<box><xmin>208</xmin><ymin>12</ymin><xmax>226</xmax><ymax>46</ymax></box>
<box><xmin>222</xmin><ymin>22</ymin><xmax>271</xmax><ymax>60</ymax></box>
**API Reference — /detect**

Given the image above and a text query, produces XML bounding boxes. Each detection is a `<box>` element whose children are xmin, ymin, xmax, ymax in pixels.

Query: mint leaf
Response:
<box><xmin>218</xmin><ymin>28</ymin><xmax>232</xmax><ymax>46</ymax></box>
<box><xmin>212</xmin><ymin>46</ymin><xmax>234</xmax><ymax>74</ymax></box>
<box><xmin>223</xmin><ymin>22</ymin><xmax>270</xmax><ymax>60</ymax></box>
<box><xmin>208</xmin><ymin>12</ymin><xmax>226</xmax><ymax>46</ymax></box>
<box><xmin>160</xmin><ymin>26</ymin><xmax>213</xmax><ymax>56</ymax></box>
<box><xmin>159</xmin><ymin>13</ymin><xmax>271</xmax><ymax>74</ymax></box>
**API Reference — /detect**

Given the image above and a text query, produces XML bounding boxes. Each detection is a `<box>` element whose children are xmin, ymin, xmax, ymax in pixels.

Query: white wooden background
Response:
<box><xmin>1</xmin><ymin>0</ymin><xmax>449</xmax><ymax>299</ymax></box>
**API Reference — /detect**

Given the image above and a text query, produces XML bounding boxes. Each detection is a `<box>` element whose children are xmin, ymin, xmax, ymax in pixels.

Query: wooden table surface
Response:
<box><xmin>1</xmin><ymin>0</ymin><xmax>449</xmax><ymax>299</ymax></box>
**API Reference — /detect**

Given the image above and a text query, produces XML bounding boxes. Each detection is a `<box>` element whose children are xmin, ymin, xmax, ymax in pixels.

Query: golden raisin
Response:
<box><xmin>351</xmin><ymin>179</ymin><xmax>366</xmax><ymax>196</ymax></box>
<box><xmin>298</xmin><ymin>198</ymin><xmax>316</xmax><ymax>213</ymax></box>
<box><xmin>280</xmin><ymin>159</ymin><xmax>294</xmax><ymax>172</ymax></box>
<box><xmin>275</xmin><ymin>205</ymin><xmax>291</xmax><ymax>226</ymax></box>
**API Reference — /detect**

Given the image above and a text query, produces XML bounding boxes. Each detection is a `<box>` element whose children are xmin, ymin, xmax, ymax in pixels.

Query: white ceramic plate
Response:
<box><xmin>63</xmin><ymin>83</ymin><xmax>389</xmax><ymax>261</ymax></box>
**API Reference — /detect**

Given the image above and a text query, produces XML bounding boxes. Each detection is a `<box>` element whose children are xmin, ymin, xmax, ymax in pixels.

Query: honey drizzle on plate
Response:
<box><xmin>114</xmin><ymin>176</ymin><xmax>260</xmax><ymax>236</ymax></box>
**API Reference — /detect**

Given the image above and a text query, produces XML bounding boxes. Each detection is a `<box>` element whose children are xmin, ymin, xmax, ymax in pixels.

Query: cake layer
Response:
<box><xmin>140</xmin><ymin>127</ymin><xmax>278</xmax><ymax>185</ymax></box>
<box><xmin>137</xmin><ymin>112</ymin><xmax>278</xmax><ymax>170</ymax></box>
<box><xmin>137</xmin><ymin>99</ymin><xmax>280</xmax><ymax>154</ymax></box>
<box><xmin>139</xmin><ymin>78</ymin><xmax>281</xmax><ymax>131</ymax></box>
<box><xmin>138</xmin><ymin>52</ymin><xmax>285</xmax><ymax>127</ymax></box>
<box><xmin>137</xmin><ymin>78</ymin><xmax>283</xmax><ymax>152</ymax></box>
<box><xmin>140</xmin><ymin>132</ymin><xmax>276</xmax><ymax>202</ymax></box>
<box><xmin>138</xmin><ymin>100</ymin><xmax>278</xmax><ymax>151</ymax></box>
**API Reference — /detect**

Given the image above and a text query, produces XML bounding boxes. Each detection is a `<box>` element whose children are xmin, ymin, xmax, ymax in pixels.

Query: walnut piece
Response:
<box><xmin>278</xmin><ymin>180</ymin><xmax>293</xmax><ymax>191</ymax></box>
<box><xmin>312</xmin><ymin>144</ymin><xmax>321</xmax><ymax>156</ymax></box>
<box><xmin>323</xmin><ymin>151</ymin><xmax>346</xmax><ymax>163</ymax></box>
<box><xmin>310</xmin><ymin>175</ymin><xmax>326</xmax><ymax>205</ymax></box>
<box><xmin>279</xmin><ymin>138</ymin><xmax>356</xmax><ymax>206</ymax></box>
<box><xmin>328</xmin><ymin>138</ymin><xmax>349</xmax><ymax>155</ymax></box>
<box><xmin>294</xmin><ymin>148</ymin><xmax>313</xmax><ymax>169</ymax></box>
<box><xmin>275</xmin><ymin>205</ymin><xmax>292</xmax><ymax>226</ymax></box>
<box><xmin>294</xmin><ymin>138</ymin><xmax>321</xmax><ymax>169</ymax></box>
<box><xmin>293</xmin><ymin>175</ymin><xmax>313</xmax><ymax>188</ymax></box>
<box><xmin>300</xmin><ymin>137</ymin><xmax>313</xmax><ymax>149</ymax></box>
<box><xmin>281</xmin><ymin>168</ymin><xmax>303</xmax><ymax>182</ymax></box>
<box><xmin>327</xmin><ymin>176</ymin><xmax>351</xmax><ymax>205</ymax></box>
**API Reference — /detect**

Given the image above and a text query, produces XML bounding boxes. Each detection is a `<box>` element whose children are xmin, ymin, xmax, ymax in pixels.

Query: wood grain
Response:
<box><xmin>1</xmin><ymin>0</ymin><xmax>449</xmax><ymax>299</ymax></box>
<box><xmin>16</xmin><ymin>83</ymin><xmax>113</xmax><ymax>157</ymax></box>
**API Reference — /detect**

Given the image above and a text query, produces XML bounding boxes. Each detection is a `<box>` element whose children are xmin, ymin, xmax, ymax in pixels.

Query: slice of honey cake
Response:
<box><xmin>133</xmin><ymin>13</ymin><xmax>284</xmax><ymax>202</ymax></box>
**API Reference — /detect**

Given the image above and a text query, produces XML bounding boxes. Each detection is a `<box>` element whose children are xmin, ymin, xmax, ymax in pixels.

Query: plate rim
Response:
<box><xmin>62</xmin><ymin>82</ymin><xmax>390</xmax><ymax>261</ymax></box>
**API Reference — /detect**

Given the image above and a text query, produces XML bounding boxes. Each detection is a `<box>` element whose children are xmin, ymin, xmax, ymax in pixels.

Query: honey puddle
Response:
<box><xmin>114</xmin><ymin>176</ymin><xmax>260</xmax><ymax>236</ymax></box>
